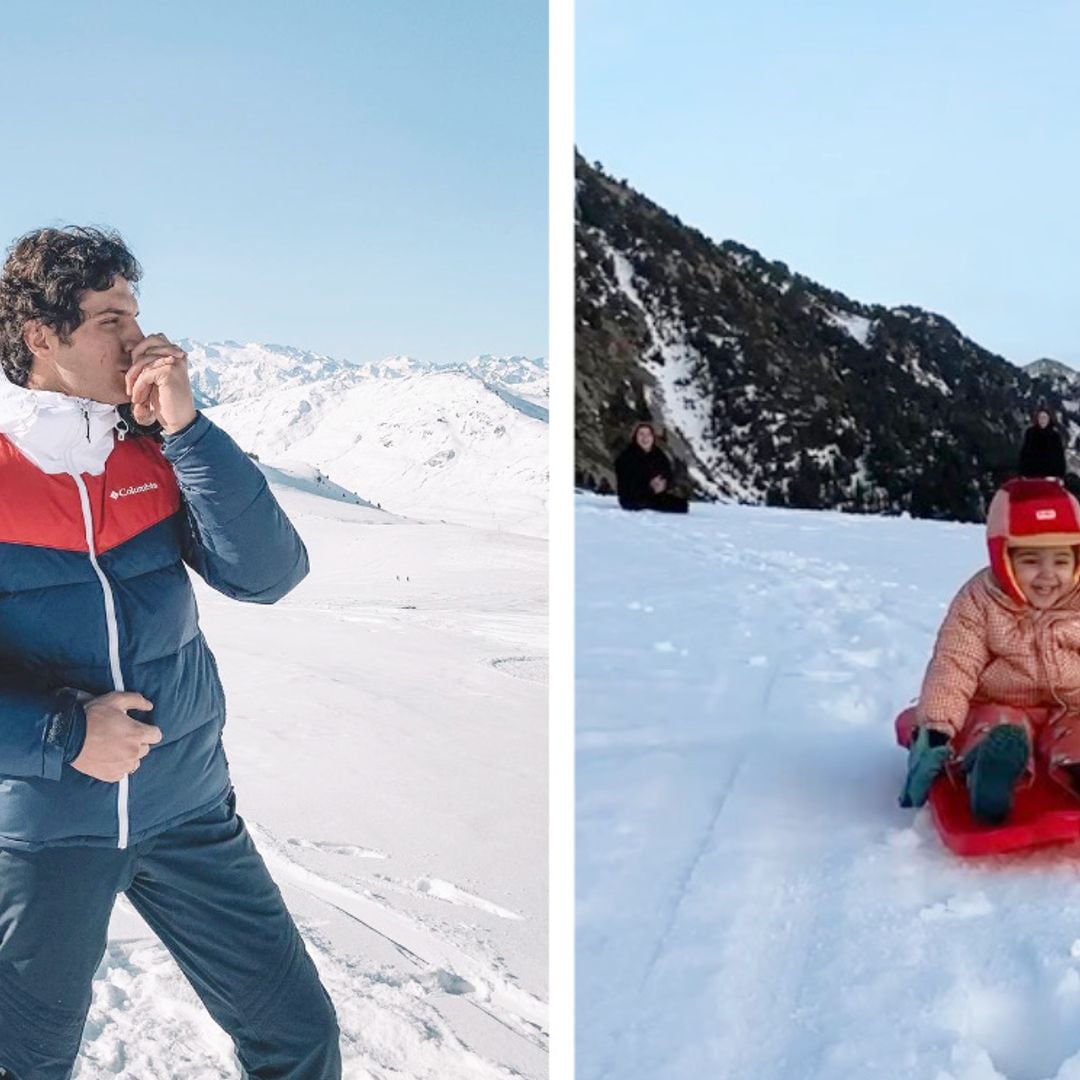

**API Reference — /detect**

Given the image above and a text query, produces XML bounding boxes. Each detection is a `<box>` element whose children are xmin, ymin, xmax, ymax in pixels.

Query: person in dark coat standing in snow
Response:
<box><xmin>0</xmin><ymin>227</ymin><xmax>340</xmax><ymax>1078</ymax></box>
<box><xmin>614</xmin><ymin>421</ymin><xmax>689</xmax><ymax>513</ymax></box>
<box><xmin>1018</xmin><ymin>407</ymin><xmax>1067</xmax><ymax>480</ymax></box>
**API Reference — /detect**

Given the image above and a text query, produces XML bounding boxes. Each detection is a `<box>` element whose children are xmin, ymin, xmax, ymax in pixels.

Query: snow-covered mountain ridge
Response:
<box><xmin>575</xmin><ymin>153</ymin><xmax>1079</xmax><ymax>523</ymax></box>
<box><xmin>181</xmin><ymin>340</ymin><xmax>547</xmax><ymax>413</ymax></box>
<box><xmin>179</xmin><ymin>341</ymin><xmax>548</xmax><ymax>536</ymax></box>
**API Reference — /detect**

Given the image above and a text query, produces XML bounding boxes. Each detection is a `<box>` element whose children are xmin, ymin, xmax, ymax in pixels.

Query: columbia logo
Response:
<box><xmin>1036</xmin><ymin>509</ymin><xmax>1057</xmax><ymax>520</ymax></box>
<box><xmin>110</xmin><ymin>482</ymin><xmax>160</xmax><ymax>501</ymax></box>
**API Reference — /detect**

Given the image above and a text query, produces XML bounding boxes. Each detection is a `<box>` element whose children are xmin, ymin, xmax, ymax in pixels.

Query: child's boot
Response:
<box><xmin>1061</xmin><ymin>762</ymin><xmax>1080</xmax><ymax>796</ymax></box>
<box><xmin>963</xmin><ymin>724</ymin><xmax>1030</xmax><ymax>825</ymax></box>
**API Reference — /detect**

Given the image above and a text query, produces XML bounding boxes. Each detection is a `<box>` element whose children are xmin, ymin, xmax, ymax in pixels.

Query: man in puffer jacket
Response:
<box><xmin>898</xmin><ymin>477</ymin><xmax>1080</xmax><ymax>827</ymax></box>
<box><xmin>0</xmin><ymin>227</ymin><xmax>340</xmax><ymax>1078</ymax></box>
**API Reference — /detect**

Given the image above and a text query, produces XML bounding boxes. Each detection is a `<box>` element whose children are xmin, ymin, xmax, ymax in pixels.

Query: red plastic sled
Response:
<box><xmin>895</xmin><ymin>710</ymin><xmax>1080</xmax><ymax>856</ymax></box>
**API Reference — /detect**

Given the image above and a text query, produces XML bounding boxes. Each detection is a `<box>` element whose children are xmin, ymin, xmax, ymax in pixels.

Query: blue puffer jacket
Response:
<box><xmin>0</xmin><ymin>384</ymin><xmax>308</xmax><ymax>849</ymax></box>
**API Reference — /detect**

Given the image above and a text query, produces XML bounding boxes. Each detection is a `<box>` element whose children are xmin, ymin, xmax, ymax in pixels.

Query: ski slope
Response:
<box><xmin>206</xmin><ymin>370</ymin><xmax>547</xmax><ymax>538</ymax></box>
<box><xmin>577</xmin><ymin>492</ymin><xmax>1080</xmax><ymax>1080</ymax></box>
<box><xmin>182</xmin><ymin>341</ymin><xmax>548</xmax><ymax>538</ymax></box>
<box><xmin>75</xmin><ymin>480</ymin><xmax>547</xmax><ymax>1079</ymax></box>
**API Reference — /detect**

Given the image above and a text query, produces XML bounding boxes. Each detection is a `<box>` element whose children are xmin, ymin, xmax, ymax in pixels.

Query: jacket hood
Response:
<box><xmin>0</xmin><ymin>376</ymin><xmax>122</xmax><ymax>475</ymax></box>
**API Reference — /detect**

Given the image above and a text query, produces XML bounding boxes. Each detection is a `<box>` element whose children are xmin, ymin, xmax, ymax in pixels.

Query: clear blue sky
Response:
<box><xmin>578</xmin><ymin>0</ymin><xmax>1080</xmax><ymax>368</ymax></box>
<box><xmin>0</xmin><ymin>1</ymin><xmax>546</xmax><ymax>365</ymax></box>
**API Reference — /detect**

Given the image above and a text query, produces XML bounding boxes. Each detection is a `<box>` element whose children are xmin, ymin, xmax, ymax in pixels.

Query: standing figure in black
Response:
<box><xmin>614</xmin><ymin>421</ymin><xmax>689</xmax><ymax>513</ymax></box>
<box><xmin>1018</xmin><ymin>407</ymin><xmax>1067</xmax><ymax>480</ymax></box>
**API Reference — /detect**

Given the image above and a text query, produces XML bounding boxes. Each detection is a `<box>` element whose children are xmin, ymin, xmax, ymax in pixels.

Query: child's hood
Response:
<box><xmin>986</xmin><ymin>478</ymin><xmax>1080</xmax><ymax>606</ymax></box>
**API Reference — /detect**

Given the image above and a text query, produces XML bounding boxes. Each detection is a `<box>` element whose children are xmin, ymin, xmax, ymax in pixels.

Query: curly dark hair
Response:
<box><xmin>0</xmin><ymin>226</ymin><xmax>142</xmax><ymax>386</ymax></box>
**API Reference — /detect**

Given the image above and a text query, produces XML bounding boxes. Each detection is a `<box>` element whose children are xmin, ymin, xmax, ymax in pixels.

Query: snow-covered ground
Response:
<box><xmin>577</xmin><ymin>492</ymin><xmax>1080</xmax><ymax>1080</ymax></box>
<box><xmin>78</xmin><ymin>479</ymin><xmax>547</xmax><ymax>1078</ymax></box>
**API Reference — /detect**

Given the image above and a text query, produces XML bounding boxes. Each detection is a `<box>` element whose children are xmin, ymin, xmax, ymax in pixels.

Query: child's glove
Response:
<box><xmin>899</xmin><ymin>726</ymin><xmax>951</xmax><ymax>808</ymax></box>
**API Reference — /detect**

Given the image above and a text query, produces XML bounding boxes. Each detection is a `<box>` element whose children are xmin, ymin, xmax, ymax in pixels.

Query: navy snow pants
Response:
<box><xmin>0</xmin><ymin>792</ymin><xmax>341</xmax><ymax>1079</ymax></box>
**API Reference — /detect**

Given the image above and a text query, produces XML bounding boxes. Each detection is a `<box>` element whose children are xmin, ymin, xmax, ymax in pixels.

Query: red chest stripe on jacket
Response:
<box><xmin>0</xmin><ymin>435</ymin><xmax>181</xmax><ymax>554</ymax></box>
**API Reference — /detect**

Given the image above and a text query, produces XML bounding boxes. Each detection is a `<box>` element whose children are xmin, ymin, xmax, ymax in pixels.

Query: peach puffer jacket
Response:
<box><xmin>917</xmin><ymin>567</ymin><xmax>1080</xmax><ymax>737</ymax></box>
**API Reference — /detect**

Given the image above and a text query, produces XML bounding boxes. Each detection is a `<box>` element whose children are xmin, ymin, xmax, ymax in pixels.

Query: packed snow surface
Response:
<box><xmin>78</xmin><ymin>482</ymin><xmax>547</xmax><ymax>1078</ymax></box>
<box><xmin>577</xmin><ymin>492</ymin><xmax>1080</xmax><ymax>1080</ymax></box>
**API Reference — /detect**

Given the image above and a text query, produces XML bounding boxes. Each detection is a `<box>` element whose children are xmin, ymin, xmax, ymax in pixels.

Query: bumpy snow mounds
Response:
<box><xmin>182</xmin><ymin>341</ymin><xmax>548</xmax><ymax>536</ymax></box>
<box><xmin>577</xmin><ymin>493</ymin><xmax>1080</xmax><ymax>1080</ymax></box>
<box><xmin>80</xmin><ymin>483</ymin><xmax>546</xmax><ymax>1079</ymax></box>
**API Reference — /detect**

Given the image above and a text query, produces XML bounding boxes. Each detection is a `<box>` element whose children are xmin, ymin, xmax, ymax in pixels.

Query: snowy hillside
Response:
<box><xmin>181</xmin><ymin>341</ymin><xmax>547</xmax><ymax>536</ymax></box>
<box><xmin>577</xmin><ymin>493</ymin><xmax>1080</xmax><ymax>1080</ymax></box>
<box><xmin>257</xmin><ymin>460</ymin><xmax>377</xmax><ymax>507</ymax></box>
<box><xmin>455</xmin><ymin>354</ymin><xmax>549</xmax><ymax>417</ymax></box>
<box><xmin>205</xmin><ymin>369</ymin><xmax>546</xmax><ymax>535</ymax></box>
<box><xmin>575</xmin><ymin>154</ymin><xmax>1077</xmax><ymax>523</ymax></box>
<box><xmin>80</xmin><ymin>482</ymin><xmax>548</xmax><ymax>1079</ymax></box>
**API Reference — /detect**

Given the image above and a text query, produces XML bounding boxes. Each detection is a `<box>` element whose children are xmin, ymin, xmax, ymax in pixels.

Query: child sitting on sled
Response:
<box><xmin>900</xmin><ymin>477</ymin><xmax>1080</xmax><ymax>825</ymax></box>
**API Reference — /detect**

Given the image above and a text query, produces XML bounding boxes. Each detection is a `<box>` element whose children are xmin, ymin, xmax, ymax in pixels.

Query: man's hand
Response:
<box><xmin>125</xmin><ymin>334</ymin><xmax>197</xmax><ymax>434</ymax></box>
<box><xmin>71</xmin><ymin>692</ymin><xmax>163</xmax><ymax>783</ymax></box>
<box><xmin>649</xmin><ymin>475</ymin><xmax>667</xmax><ymax>494</ymax></box>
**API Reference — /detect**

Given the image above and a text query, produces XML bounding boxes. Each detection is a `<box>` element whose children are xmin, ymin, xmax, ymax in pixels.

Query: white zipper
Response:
<box><xmin>69</xmin><ymin>401</ymin><xmax>129</xmax><ymax>849</ymax></box>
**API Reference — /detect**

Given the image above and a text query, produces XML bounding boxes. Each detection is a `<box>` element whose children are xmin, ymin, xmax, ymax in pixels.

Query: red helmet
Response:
<box><xmin>986</xmin><ymin>478</ymin><xmax>1080</xmax><ymax>604</ymax></box>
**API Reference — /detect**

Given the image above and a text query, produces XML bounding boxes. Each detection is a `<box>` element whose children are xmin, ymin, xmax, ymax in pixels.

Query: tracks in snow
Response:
<box><xmin>250</xmin><ymin>823</ymin><xmax>548</xmax><ymax>1050</ymax></box>
<box><xmin>636</xmin><ymin>748</ymin><xmax>749</xmax><ymax>994</ymax></box>
<box><xmin>576</xmin><ymin>500</ymin><xmax>965</xmax><ymax>1080</ymax></box>
<box><xmin>81</xmin><ymin>818</ymin><xmax>545</xmax><ymax>1079</ymax></box>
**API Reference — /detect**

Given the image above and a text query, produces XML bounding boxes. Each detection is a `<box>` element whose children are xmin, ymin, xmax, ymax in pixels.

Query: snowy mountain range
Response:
<box><xmin>180</xmin><ymin>341</ymin><xmax>548</xmax><ymax>536</ymax></box>
<box><xmin>575</xmin><ymin>153</ymin><xmax>1079</xmax><ymax>522</ymax></box>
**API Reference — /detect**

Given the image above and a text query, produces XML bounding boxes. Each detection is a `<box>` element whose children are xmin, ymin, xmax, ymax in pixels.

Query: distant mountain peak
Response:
<box><xmin>1026</xmin><ymin>357</ymin><xmax>1079</xmax><ymax>382</ymax></box>
<box><xmin>182</xmin><ymin>341</ymin><xmax>547</xmax><ymax>409</ymax></box>
<box><xmin>176</xmin><ymin>338</ymin><xmax>547</xmax><ymax>535</ymax></box>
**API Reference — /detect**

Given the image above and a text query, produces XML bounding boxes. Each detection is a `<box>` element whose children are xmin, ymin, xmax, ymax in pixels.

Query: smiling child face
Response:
<box><xmin>1009</xmin><ymin>546</ymin><xmax>1077</xmax><ymax>608</ymax></box>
